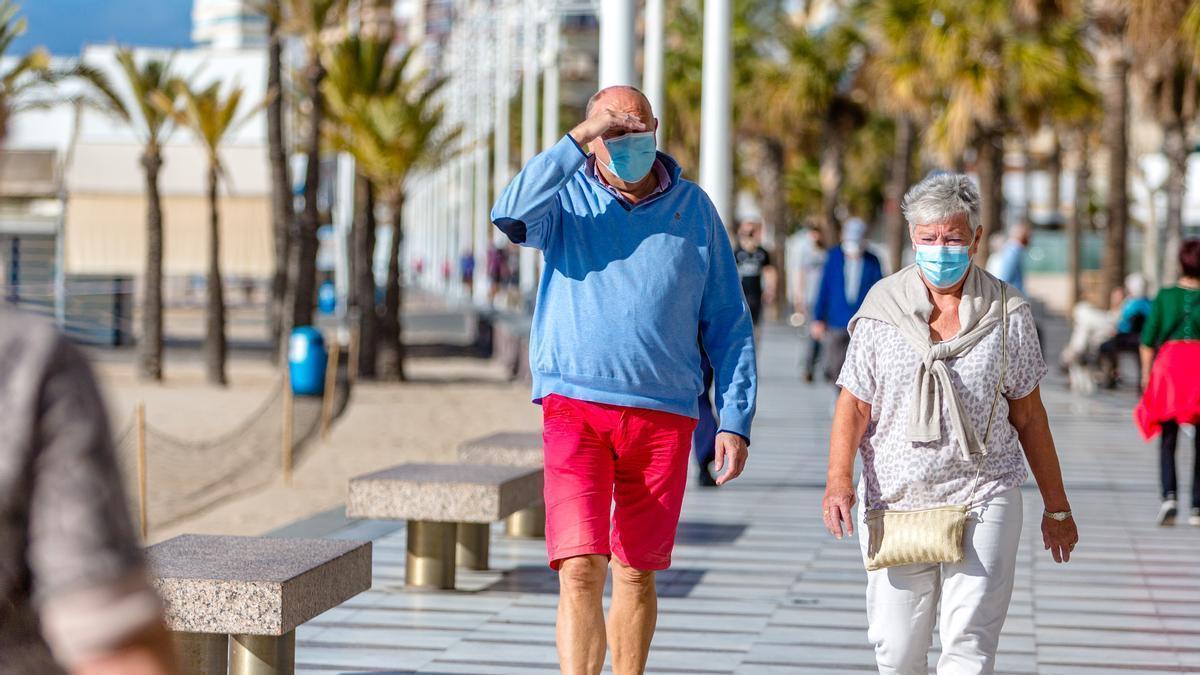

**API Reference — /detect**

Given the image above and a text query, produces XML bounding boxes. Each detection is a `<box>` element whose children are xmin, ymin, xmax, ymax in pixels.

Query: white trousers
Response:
<box><xmin>858</xmin><ymin>487</ymin><xmax>1023</xmax><ymax>675</ymax></box>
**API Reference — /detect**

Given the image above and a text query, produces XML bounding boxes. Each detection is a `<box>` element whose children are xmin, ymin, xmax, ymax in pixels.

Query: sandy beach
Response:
<box><xmin>94</xmin><ymin>351</ymin><xmax>540</xmax><ymax>544</ymax></box>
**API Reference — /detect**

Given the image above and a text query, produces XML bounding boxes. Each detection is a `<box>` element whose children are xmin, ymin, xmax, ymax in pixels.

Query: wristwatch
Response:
<box><xmin>1044</xmin><ymin>510</ymin><xmax>1073</xmax><ymax>521</ymax></box>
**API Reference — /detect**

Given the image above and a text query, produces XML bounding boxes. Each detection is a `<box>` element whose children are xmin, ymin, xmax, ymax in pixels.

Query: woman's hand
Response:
<box><xmin>1043</xmin><ymin>514</ymin><xmax>1079</xmax><ymax>563</ymax></box>
<box><xmin>822</xmin><ymin>479</ymin><xmax>856</xmax><ymax>539</ymax></box>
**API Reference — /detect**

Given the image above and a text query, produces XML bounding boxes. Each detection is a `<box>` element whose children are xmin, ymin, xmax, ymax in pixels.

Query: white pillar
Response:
<box><xmin>519</xmin><ymin>0</ymin><xmax>539</xmax><ymax>298</ymax></box>
<box><xmin>599</xmin><ymin>0</ymin><xmax>636</xmax><ymax>87</ymax></box>
<box><xmin>699</xmin><ymin>0</ymin><xmax>733</xmax><ymax>227</ymax></box>
<box><xmin>493</xmin><ymin>6</ymin><xmax>512</xmax><ymax>197</ymax></box>
<box><xmin>474</xmin><ymin>143</ymin><xmax>491</xmax><ymax>305</ymax></box>
<box><xmin>541</xmin><ymin>8</ymin><xmax>560</xmax><ymax>150</ymax></box>
<box><xmin>643</xmin><ymin>0</ymin><xmax>664</xmax><ymax>128</ymax></box>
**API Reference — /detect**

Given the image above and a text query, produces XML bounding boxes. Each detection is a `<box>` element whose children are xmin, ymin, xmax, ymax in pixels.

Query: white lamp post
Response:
<box><xmin>699</xmin><ymin>0</ymin><xmax>733</xmax><ymax>227</ymax></box>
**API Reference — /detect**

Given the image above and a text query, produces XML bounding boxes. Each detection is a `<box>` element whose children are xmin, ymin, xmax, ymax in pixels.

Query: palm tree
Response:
<box><xmin>857</xmin><ymin>0</ymin><xmax>932</xmax><ymax>272</ymax></box>
<box><xmin>746</xmin><ymin>20</ymin><xmax>865</xmax><ymax>246</ymax></box>
<box><xmin>280</xmin><ymin>0</ymin><xmax>348</xmax><ymax>337</ymax></box>
<box><xmin>1091</xmin><ymin>0</ymin><xmax>1130</xmax><ymax>307</ymax></box>
<box><xmin>1132</xmin><ymin>0</ymin><xmax>1197</xmax><ymax>287</ymax></box>
<box><xmin>0</xmin><ymin>1</ymin><xmax>51</xmax><ymax>140</ymax></box>
<box><xmin>160</xmin><ymin>81</ymin><xmax>256</xmax><ymax>385</ymax></box>
<box><xmin>81</xmin><ymin>49</ymin><xmax>182</xmax><ymax>380</ymax></box>
<box><xmin>921</xmin><ymin>0</ymin><xmax>1094</xmax><ymax>265</ymax></box>
<box><xmin>322</xmin><ymin>30</ymin><xmax>403</xmax><ymax>379</ymax></box>
<box><xmin>325</xmin><ymin>48</ymin><xmax>456</xmax><ymax>380</ymax></box>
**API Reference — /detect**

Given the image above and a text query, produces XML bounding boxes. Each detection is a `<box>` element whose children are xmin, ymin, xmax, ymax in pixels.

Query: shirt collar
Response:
<box><xmin>586</xmin><ymin>155</ymin><xmax>672</xmax><ymax>205</ymax></box>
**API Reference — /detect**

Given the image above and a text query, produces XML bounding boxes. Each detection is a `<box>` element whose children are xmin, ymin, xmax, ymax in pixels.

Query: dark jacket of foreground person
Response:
<box><xmin>0</xmin><ymin>313</ymin><xmax>164</xmax><ymax>674</ymax></box>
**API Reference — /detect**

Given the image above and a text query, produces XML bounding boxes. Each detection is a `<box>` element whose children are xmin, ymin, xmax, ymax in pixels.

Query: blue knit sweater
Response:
<box><xmin>491</xmin><ymin>135</ymin><xmax>757</xmax><ymax>439</ymax></box>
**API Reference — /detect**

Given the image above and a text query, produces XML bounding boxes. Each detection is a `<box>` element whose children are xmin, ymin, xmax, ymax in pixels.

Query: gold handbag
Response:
<box><xmin>863</xmin><ymin>288</ymin><xmax>1009</xmax><ymax>572</ymax></box>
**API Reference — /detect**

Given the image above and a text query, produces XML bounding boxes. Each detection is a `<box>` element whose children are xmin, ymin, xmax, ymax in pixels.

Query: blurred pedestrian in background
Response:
<box><xmin>734</xmin><ymin>216</ymin><xmax>777</xmax><ymax>335</ymax></box>
<box><xmin>0</xmin><ymin>315</ymin><xmax>178</xmax><ymax>675</ymax></box>
<box><xmin>1136</xmin><ymin>239</ymin><xmax>1200</xmax><ymax>527</ymax></box>
<box><xmin>460</xmin><ymin>248</ymin><xmax>475</xmax><ymax>296</ymax></box>
<box><xmin>811</xmin><ymin>217</ymin><xmax>883</xmax><ymax>386</ymax></box>
<box><xmin>824</xmin><ymin>173</ymin><xmax>1076</xmax><ymax>675</ymax></box>
<box><xmin>1097</xmin><ymin>273</ymin><xmax>1152</xmax><ymax>389</ymax></box>
<box><xmin>987</xmin><ymin>222</ymin><xmax>1030</xmax><ymax>295</ymax></box>
<box><xmin>486</xmin><ymin>238</ymin><xmax>509</xmax><ymax>305</ymax></box>
<box><xmin>786</xmin><ymin>224</ymin><xmax>828</xmax><ymax>382</ymax></box>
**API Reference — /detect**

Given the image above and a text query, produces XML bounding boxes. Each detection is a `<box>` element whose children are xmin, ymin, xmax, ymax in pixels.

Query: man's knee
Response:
<box><xmin>558</xmin><ymin>555</ymin><xmax>608</xmax><ymax>595</ymax></box>
<box><xmin>611</xmin><ymin>558</ymin><xmax>655</xmax><ymax>591</ymax></box>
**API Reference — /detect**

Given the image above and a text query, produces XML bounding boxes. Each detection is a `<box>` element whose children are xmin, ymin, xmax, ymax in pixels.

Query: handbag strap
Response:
<box><xmin>965</xmin><ymin>285</ymin><xmax>1009</xmax><ymax>506</ymax></box>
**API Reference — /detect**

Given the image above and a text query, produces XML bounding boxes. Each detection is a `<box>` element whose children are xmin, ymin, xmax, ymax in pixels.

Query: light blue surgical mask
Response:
<box><xmin>915</xmin><ymin>245</ymin><xmax>972</xmax><ymax>289</ymax></box>
<box><xmin>603</xmin><ymin>131</ymin><xmax>657</xmax><ymax>183</ymax></box>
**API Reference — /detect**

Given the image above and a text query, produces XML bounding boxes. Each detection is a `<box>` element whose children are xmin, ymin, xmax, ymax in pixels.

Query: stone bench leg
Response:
<box><xmin>175</xmin><ymin>632</ymin><xmax>227</xmax><ymax>675</ymax></box>
<box><xmin>407</xmin><ymin>520</ymin><xmax>456</xmax><ymax>589</ymax></box>
<box><xmin>456</xmin><ymin>523</ymin><xmax>490</xmax><ymax>570</ymax></box>
<box><xmin>505</xmin><ymin>500</ymin><xmax>545</xmax><ymax>538</ymax></box>
<box><xmin>230</xmin><ymin>631</ymin><xmax>295</xmax><ymax>675</ymax></box>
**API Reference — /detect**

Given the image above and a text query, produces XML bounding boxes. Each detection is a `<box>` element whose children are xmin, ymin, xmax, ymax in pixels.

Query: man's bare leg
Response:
<box><xmin>606</xmin><ymin>559</ymin><xmax>657</xmax><ymax>675</ymax></box>
<box><xmin>557</xmin><ymin>555</ymin><xmax>609</xmax><ymax>675</ymax></box>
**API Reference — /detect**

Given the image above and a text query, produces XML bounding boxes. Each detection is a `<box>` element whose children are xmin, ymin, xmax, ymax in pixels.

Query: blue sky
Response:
<box><xmin>12</xmin><ymin>0</ymin><xmax>194</xmax><ymax>55</ymax></box>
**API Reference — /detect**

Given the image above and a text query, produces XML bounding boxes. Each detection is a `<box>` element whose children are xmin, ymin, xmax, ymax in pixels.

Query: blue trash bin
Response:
<box><xmin>318</xmin><ymin>280</ymin><xmax>337</xmax><ymax>315</ymax></box>
<box><xmin>288</xmin><ymin>326</ymin><xmax>327</xmax><ymax>396</ymax></box>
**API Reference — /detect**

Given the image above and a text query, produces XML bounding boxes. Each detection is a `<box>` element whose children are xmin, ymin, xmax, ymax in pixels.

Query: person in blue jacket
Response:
<box><xmin>491</xmin><ymin>85</ymin><xmax>757</xmax><ymax>675</ymax></box>
<box><xmin>811</xmin><ymin>217</ymin><xmax>884</xmax><ymax>385</ymax></box>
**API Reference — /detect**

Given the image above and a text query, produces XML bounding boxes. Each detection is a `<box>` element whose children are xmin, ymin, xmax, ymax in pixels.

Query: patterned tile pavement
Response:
<box><xmin>282</xmin><ymin>319</ymin><xmax>1200</xmax><ymax>674</ymax></box>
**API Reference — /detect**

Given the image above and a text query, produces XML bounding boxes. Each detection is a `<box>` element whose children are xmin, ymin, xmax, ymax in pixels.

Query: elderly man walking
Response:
<box><xmin>492</xmin><ymin>85</ymin><xmax>757</xmax><ymax>674</ymax></box>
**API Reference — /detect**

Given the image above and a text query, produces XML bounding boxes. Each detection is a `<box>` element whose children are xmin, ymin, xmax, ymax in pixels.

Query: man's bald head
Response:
<box><xmin>586</xmin><ymin>85</ymin><xmax>654</xmax><ymax>120</ymax></box>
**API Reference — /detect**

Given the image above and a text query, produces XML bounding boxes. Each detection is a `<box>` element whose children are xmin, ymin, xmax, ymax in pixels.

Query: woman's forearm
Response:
<box><xmin>1010</xmin><ymin>390</ymin><xmax>1070</xmax><ymax>512</ymax></box>
<box><xmin>1139</xmin><ymin>345</ymin><xmax>1155</xmax><ymax>381</ymax></box>
<box><xmin>827</xmin><ymin>389</ymin><xmax>869</xmax><ymax>484</ymax></box>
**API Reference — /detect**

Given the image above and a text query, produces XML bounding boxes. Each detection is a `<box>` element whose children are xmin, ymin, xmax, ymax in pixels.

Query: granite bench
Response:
<box><xmin>146</xmin><ymin>534</ymin><xmax>372</xmax><ymax>675</ymax></box>
<box><xmin>346</xmin><ymin>463</ymin><xmax>542</xmax><ymax>589</ymax></box>
<box><xmin>457</xmin><ymin>431</ymin><xmax>545</xmax><ymax>538</ymax></box>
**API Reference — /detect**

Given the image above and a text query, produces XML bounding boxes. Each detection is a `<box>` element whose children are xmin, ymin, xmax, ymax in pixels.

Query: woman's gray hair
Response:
<box><xmin>901</xmin><ymin>172</ymin><xmax>981</xmax><ymax>234</ymax></box>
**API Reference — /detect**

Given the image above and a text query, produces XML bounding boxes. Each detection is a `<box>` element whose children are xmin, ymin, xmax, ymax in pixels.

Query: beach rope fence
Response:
<box><xmin>111</xmin><ymin>359</ymin><xmax>351</xmax><ymax>534</ymax></box>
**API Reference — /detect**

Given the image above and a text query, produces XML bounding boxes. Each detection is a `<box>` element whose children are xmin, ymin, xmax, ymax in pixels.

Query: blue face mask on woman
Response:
<box><xmin>915</xmin><ymin>245</ymin><xmax>972</xmax><ymax>289</ymax></box>
<box><xmin>603</xmin><ymin>131</ymin><xmax>657</xmax><ymax>183</ymax></box>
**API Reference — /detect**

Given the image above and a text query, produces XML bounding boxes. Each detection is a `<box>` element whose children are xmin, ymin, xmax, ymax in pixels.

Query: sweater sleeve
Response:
<box><xmin>490</xmin><ymin>134</ymin><xmax>587</xmax><ymax>250</ymax></box>
<box><xmin>699</xmin><ymin>204</ymin><xmax>757</xmax><ymax>441</ymax></box>
<box><xmin>1141</xmin><ymin>292</ymin><xmax>1166</xmax><ymax>348</ymax></box>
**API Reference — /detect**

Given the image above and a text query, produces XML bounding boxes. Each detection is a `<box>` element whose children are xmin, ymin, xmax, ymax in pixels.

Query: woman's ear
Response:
<box><xmin>971</xmin><ymin>226</ymin><xmax>984</xmax><ymax>255</ymax></box>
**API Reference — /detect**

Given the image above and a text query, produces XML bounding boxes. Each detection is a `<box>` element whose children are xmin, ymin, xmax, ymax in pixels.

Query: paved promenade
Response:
<box><xmin>286</xmin><ymin>321</ymin><xmax>1200</xmax><ymax>674</ymax></box>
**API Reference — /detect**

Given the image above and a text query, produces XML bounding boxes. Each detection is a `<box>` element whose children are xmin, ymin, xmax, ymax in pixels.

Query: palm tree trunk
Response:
<box><xmin>976</xmin><ymin>127</ymin><xmax>1004</xmax><ymax>268</ymax></box>
<box><xmin>289</xmin><ymin>59</ymin><xmax>325</xmax><ymax>331</ymax></box>
<box><xmin>1020</xmin><ymin>136</ymin><xmax>1034</xmax><ymax>225</ymax></box>
<box><xmin>267</xmin><ymin>3</ymin><xmax>293</xmax><ymax>361</ymax></box>
<box><xmin>378</xmin><ymin>192</ymin><xmax>406</xmax><ymax>381</ymax></box>
<box><xmin>139</xmin><ymin>148</ymin><xmax>164</xmax><ymax>381</ymax></box>
<box><xmin>1048</xmin><ymin>130</ymin><xmax>1062</xmax><ymax>225</ymax></box>
<box><xmin>205</xmin><ymin>163</ymin><xmax>227</xmax><ymax>385</ymax></box>
<box><xmin>1100</xmin><ymin>50</ymin><xmax>1129</xmax><ymax>309</ymax></box>
<box><xmin>1068</xmin><ymin>132</ymin><xmax>1089</xmax><ymax>307</ymax></box>
<box><xmin>1162</xmin><ymin>107</ymin><xmax>1187</xmax><ymax>286</ymax></box>
<box><xmin>744</xmin><ymin>136</ymin><xmax>787</xmax><ymax>314</ymax></box>
<box><xmin>354</xmin><ymin>174</ymin><xmax>378</xmax><ymax>378</ymax></box>
<box><xmin>886</xmin><ymin>115</ymin><xmax>915</xmax><ymax>272</ymax></box>
<box><xmin>818</xmin><ymin>130</ymin><xmax>846</xmax><ymax>246</ymax></box>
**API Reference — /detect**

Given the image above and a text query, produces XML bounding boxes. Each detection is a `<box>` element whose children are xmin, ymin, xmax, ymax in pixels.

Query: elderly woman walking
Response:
<box><xmin>822</xmin><ymin>173</ymin><xmax>1078</xmax><ymax>675</ymax></box>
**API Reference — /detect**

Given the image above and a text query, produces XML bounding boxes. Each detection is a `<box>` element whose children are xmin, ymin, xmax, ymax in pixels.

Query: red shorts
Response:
<box><xmin>541</xmin><ymin>394</ymin><xmax>696</xmax><ymax>571</ymax></box>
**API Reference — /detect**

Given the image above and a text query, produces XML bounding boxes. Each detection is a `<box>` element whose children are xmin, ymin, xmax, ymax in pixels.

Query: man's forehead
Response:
<box><xmin>591</xmin><ymin>87</ymin><xmax>652</xmax><ymax>116</ymax></box>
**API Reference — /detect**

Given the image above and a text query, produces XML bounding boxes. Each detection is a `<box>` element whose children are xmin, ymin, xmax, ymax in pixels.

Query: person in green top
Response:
<box><xmin>1136</xmin><ymin>239</ymin><xmax>1200</xmax><ymax>527</ymax></box>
